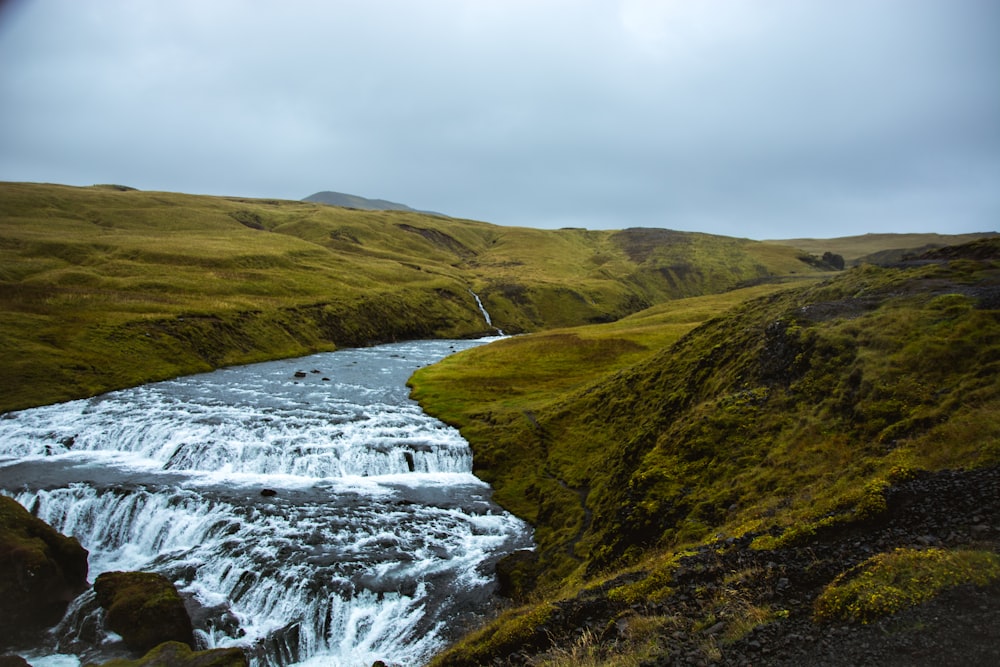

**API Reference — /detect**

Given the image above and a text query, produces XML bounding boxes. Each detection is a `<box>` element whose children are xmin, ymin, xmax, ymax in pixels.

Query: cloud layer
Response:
<box><xmin>1</xmin><ymin>0</ymin><xmax>997</xmax><ymax>238</ymax></box>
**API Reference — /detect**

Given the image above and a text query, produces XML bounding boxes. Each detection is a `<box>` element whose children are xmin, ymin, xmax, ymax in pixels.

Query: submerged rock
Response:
<box><xmin>0</xmin><ymin>495</ymin><xmax>89</xmax><ymax>648</ymax></box>
<box><xmin>83</xmin><ymin>641</ymin><xmax>247</xmax><ymax>667</ymax></box>
<box><xmin>93</xmin><ymin>572</ymin><xmax>194</xmax><ymax>654</ymax></box>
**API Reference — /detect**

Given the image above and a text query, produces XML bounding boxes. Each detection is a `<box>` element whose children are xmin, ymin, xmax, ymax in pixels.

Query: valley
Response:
<box><xmin>1</xmin><ymin>181</ymin><xmax>997</xmax><ymax>666</ymax></box>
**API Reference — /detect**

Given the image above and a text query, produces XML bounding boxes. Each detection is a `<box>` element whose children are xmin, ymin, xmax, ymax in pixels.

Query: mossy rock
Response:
<box><xmin>84</xmin><ymin>641</ymin><xmax>247</xmax><ymax>667</ymax></box>
<box><xmin>0</xmin><ymin>496</ymin><xmax>89</xmax><ymax>647</ymax></box>
<box><xmin>93</xmin><ymin>572</ymin><xmax>194</xmax><ymax>654</ymax></box>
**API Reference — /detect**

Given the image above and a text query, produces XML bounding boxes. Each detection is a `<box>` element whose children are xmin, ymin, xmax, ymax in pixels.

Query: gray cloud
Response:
<box><xmin>1</xmin><ymin>0</ymin><xmax>997</xmax><ymax>238</ymax></box>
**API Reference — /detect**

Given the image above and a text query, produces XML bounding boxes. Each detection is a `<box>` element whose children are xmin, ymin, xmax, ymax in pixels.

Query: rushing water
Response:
<box><xmin>0</xmin><ymin>338</ymin><xmax>531</xmax><ymax>667</ymax></box>
<box><xmin>469</xmin><ymin>290</ymin><xmax>503</xmax><ymax>335</ymax></box>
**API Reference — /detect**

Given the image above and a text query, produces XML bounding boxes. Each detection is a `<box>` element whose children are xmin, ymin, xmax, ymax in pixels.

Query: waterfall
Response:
<box><xmin>0</xmin><ymin>340</ymin><xmax>531</xmax><ymax>667</ymax></box>
<box><xmin>469</xmin><ymin>290</ymin><xmax>503</xmax><ymax>335</ymax></box>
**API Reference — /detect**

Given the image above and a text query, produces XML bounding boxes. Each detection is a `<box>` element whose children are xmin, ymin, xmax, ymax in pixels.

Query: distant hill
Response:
<box><xmin>0</xmin><ymin>182</ymin><xmax>821</xmax><ymax>411</ymax></box>
<box><xmin>303</xmin><ymin>190</ymin><xmax>445</xmax><ymax>216</ymax></box>
<box><xmin>766</xmin><ymin>231</ymin><xmax>998</xmax><ymax>263</ymax></box>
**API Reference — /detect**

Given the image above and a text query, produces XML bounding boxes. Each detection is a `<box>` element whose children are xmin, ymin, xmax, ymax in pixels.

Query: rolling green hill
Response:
<box><xmin>0</xmin><ymin>182</ymin><xmax>820</xmax><ymax>412</ymax></box>
<box><xmin>411</xmin><ymin>238</ymin><xmax>1000</xmax><ymax>665</ymax></box>
<box><xmin>767</xmin><ymin>232</ymin><xmax>997</xmax><ymax>263</ymax></box>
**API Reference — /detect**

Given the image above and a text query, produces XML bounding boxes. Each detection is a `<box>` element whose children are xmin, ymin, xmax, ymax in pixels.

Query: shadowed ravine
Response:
<box><xmin>0</xmin><ymin>338</ymin><xmax>531</xmax><ymax>667</ymax></box>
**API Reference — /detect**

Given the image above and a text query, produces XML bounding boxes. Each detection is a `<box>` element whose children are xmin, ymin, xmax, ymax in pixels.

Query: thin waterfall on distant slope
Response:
<box><xmin>469</xmin><ymin>289</ymin><xmax>503</xmax><ymax>335</ymax></box>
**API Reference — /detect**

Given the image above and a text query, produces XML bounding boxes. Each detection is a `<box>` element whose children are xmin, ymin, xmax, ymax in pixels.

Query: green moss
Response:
<box><xmin>93</xmin><ymin>571</ymin><xmax>193</xmax><ymax>653</ymax></box>
<box><xmin>0</xmin><ymin>495</ymin><xmax>89</xmax><ymax>642</ymax></box>
<box><xmin>814</xmin><ymin>548</ymin><xmax>1000</xmax><ymax>624</ymax></box>
<box><xmin>428</xmin><ymin>602</ymin><xmax>556</xmax><ymax>667</ymax></box>
<box><xmin>606</xmin><ymin>550</ymin><xmax>695</xmax><ymax>605</ymax></box>
<box><xmin>85</xmin><ymin>641</ymin><xmax>247</xmax><ymax>667</ymax></box>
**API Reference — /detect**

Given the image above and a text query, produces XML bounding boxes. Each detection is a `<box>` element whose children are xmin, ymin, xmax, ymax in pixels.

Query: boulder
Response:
<box><xmin>84</xmin><ymin>641</ymin><xmax>247</xmax><ymax>667</ymax></box>
<box><xmin>0</xmin><ymin>656</ymin><xmax>32</xmax><ymax>667</ymax></box>
<box><xmin>93</xmin><ymin>572</ymin><xmax>194</xmax><ymax>654</ymax></box>
<box><xmin>0</xmin><ymin>496</ymin><xmax>89</xmax><ymax>647</ymax></box>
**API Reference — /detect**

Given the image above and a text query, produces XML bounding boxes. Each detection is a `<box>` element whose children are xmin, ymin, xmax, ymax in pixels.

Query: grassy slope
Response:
<box><xmin>0</xmin><ymin>181</ymin><xmax>819</xmax><ymax>412</ymax></box>
<box><xmin>767</xmin><ymin>231</ymin><xmax>997</xmax><ymax>262</ymax></box>
<box><xmin>409</xmin><ymin>281</ymin><xmax>817</xmax><ymax>552</ymax></box>
<box><xmin>412</xmin><ymin>239</ymin><xmax>1000</xmax><ymax>665</ymax></box>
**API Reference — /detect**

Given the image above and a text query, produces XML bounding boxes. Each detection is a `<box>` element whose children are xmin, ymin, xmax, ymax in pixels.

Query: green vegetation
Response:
<box><xmin>93</xmin><ymin>571</ymin><xmax>194</xmax><ymax>653</ymax></box>
<box><xmin>3</xmin><ymin>181</ymin><xmax>997</xmax><ymax>664</ymax></box>
<box><xmin>814</xmin><ymin>548</ymin><xmax>1000</xmax><ymax>624</ymax></box>
<box><xmin>415</xmin><ymin>240</ymin><xmax>1000</xmax><ymax>665</ymax></box>
<box><xmin>0</xmin><ymin>496</ymin><xmax>89</xmax><ymax>646</ymax></box>
<box><xmin>0</xmin><ymin>181</ymin><xmax>819</xmax><ymax>412</ymax></box>
<box><xmin>410</xmin><ymin>280</ymin><xmax>817</xmax><ymax>580</ymax></box>
<box><xmin>439</xmin><ymin>603</ymin><xmax>558</xmax><ymax>666</ymax></box>
<box><xmin>84</xmin><ymin>641</ymin><xmax>247</xmax><ymax>667</ymax></box>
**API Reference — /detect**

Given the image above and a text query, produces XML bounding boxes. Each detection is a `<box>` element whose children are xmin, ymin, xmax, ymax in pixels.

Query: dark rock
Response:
<box><xmin>259</xmin><ymin>489</ymin><xmax>277</xmax><ymax>497</ymax></box>
<box><xmin>495</xmin><ymin>549</ymin><xmax>539</xmax><ymax>600</ymax></box>
<box><xmin>93</xmin><ymin>572</ymin><xmax>194</xmax><ymax>654</ymax></box>
<box><xmin>293</xmin><ymin>371</ymin><xmax>307</xmax><ymax>378</ymax></box>
<box><xmin>0</xmin><ymin>656</ymin><xmax>32</xmax><ymax>667</ymax></box>
<box><xmin>703</xmin><ymin>621</ymin><xmax>726</xmax><ymax>635</ymax></box>
<box><xmin>0</xmin><ymin>496</ymin><xmax>89</xmax><ymax>648</ymax></box>
<box><xmin>83</xmin><ymin>640</ymin><xmax>247</xmax><ymax>667</ymax></box>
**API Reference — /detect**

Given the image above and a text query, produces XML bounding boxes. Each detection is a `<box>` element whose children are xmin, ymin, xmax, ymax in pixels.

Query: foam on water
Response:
<box><xmin>0</xmin><ymin>338</ymin><xmax>530</xmax><ymax>667</ymax></box>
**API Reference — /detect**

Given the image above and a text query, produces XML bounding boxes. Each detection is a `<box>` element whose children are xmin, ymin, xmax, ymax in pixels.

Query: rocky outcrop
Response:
<box><xmin>0</xmin><ymin>495</ymin><xmax>89</xmax><ymax>647</ymax></box>
<box><xmin>93</xmin><ymin>572</ymin><xmax>194</xmax><ymax>654</ymax></box>
<box><xmin>84</xmin><ymin>641</ymin><xmax>247</xmax><ymax>667</ymax></box>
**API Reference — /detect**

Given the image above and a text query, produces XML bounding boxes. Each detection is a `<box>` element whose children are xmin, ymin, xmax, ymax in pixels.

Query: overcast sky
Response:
<box><xmin>1</xmin><ymin>0</ymin><xmax>997</xmax><ymax>239</ymax></box>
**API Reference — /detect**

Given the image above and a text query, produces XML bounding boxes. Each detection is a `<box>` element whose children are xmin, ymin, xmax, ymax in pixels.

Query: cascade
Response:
<box><xmin>469</xmin><ymin>290</ymin><xmax>503</xmax><ymax>335</ymax></box>
<box><xmin>0</xmin><ymin>339</ymin><xmax>530</xmax><ymax>667</ymax></box>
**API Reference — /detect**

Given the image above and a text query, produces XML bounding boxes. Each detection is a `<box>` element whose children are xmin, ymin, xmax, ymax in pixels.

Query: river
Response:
<box><xmin>0</xmin><ymin>337</ymin><xmax>531</xmax><ymax>667</ymax></box>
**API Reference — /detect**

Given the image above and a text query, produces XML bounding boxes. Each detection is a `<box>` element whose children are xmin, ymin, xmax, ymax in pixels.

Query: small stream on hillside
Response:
<box><xmin>0</xmin><ymin>337</ymin><xmax>531</xmax><ymax>667</ymax></box>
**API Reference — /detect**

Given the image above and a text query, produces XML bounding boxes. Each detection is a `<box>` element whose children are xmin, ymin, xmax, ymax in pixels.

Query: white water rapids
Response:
<box><xmin>0</xmin><ymin>338</ymin><xmax>531</xmax><ymax>667</ymax></box>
